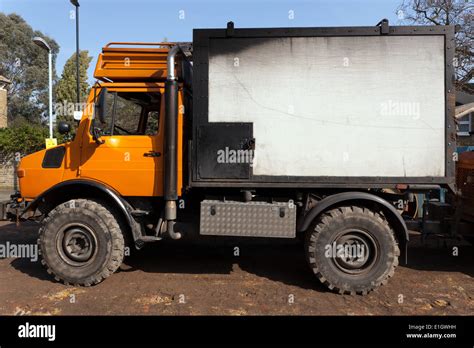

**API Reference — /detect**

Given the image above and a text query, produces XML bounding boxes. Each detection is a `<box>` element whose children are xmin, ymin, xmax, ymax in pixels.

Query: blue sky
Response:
<box><xmin>0</xmin><ymin>0</ymin><xmax>403</xmax><ymax>82</ymax></box>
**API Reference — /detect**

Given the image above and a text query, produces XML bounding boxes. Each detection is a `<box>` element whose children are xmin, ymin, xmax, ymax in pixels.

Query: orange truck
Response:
<box><xmin>2</xmin><ymin>22</ymin><xmax>471</xmax><ymax>294</ymax></box>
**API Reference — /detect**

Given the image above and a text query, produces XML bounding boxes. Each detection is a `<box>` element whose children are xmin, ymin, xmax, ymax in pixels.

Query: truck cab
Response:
<box><xmin>19</xmin><ymin>42</ymin><xmax>189</xmax><ymax>200</ymax></box>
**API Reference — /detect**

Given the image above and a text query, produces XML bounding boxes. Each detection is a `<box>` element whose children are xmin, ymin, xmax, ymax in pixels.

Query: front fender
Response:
<box><xmin>21</xmin><ymin>179</ymin><xmax>143</xmax><ymax>244</ymax></box>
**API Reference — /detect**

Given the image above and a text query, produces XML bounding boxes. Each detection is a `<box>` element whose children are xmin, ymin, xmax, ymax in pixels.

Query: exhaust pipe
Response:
<box><xmin>164</xmin><ymin>45</ymin><xmax>181</xmax><ymax>240</ymax></box>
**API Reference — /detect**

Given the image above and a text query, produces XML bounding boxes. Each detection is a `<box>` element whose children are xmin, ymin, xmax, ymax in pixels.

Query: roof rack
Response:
<box><xmin>94</xmin><ymin>42</ymin><xmax>175</xmax><ymax>82</ymax></box>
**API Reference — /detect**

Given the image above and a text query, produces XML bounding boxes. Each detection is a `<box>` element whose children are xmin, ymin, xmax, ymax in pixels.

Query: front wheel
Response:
<box><xmin>305</xmin><ymin>206</ymin><xmax>399</xmax><ymax>295</ymax></box>
<box><xmin>38</xmin><ymin>199</ymin><xmax>125</xmax><ymax>286</ymax></box>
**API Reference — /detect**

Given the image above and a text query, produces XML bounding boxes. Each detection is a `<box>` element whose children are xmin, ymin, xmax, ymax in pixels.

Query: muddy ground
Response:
<box><xmin>0</xmin><ymin>220</ymin><xmax>473</xmax><ymax>315</ymax></box>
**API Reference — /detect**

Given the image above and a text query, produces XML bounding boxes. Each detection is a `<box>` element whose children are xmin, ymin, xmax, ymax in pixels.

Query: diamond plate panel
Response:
<box><xmin>200</xmin><ymin>200</ymin><xmax>296</xmax><ymax>238</ymax></box>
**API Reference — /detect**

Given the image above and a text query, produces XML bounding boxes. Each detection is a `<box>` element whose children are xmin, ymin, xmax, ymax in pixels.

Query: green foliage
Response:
<box><xmin>0</xmin><ymin>121</ymin><xmax>69</xmax><ymax>162</ymax></box>
<box><xmin>0</xmin><ymin>13</ymin><xmax>59</xmax><ymax>124</ymax></box>
<box><xmin>55</xmin><ymin>50</ymin><xmax>92</xmax><ymax>132</ymax></box>
<box><xmin>55</xmin><ymin>50</ymin><xmax>92</xmax><ymax>108</ymax></box>
<box><xmin>0</xmin><ymin>123</ymin><xmax>48</xmax><ymax>161</ymax></box>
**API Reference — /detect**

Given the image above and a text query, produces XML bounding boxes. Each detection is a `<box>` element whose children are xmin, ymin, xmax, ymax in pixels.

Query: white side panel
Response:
<box><xmin>208</xmin><ymin>36</ymin><xmax>445</xmax><ymax>177</ymax></box>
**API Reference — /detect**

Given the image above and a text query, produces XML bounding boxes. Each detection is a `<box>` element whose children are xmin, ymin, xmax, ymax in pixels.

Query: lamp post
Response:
<box><xmin>70</xmin><ymin>0</ymin><xmax>80</xmax><ymax>108</ymax></box>
<box><xmin>32</xmin><ymin>37</ymin><xmax>53</xmax><ymax>139</ymax></box>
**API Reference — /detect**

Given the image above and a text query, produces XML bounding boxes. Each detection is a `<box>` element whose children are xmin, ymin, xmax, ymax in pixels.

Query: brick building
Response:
<box><xmin>0</xmin><ymin>75</ymin><xmax>11</xmax><ymax>129</ymax></box>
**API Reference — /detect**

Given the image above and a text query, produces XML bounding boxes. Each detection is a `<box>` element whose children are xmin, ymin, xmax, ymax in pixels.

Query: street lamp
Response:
<box><xmin>70</xmin><ymin>0</ymin><xmax>80</xmax><ymax>109</ymax></box>
<box><xmin>32</xmin><ymin>37</ymin><xmax>53</xmax><ymax>139</ymax></box>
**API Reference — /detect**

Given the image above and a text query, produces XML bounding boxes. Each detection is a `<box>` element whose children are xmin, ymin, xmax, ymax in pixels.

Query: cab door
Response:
<box><xmin>80</xmin><ymin>88</ymin><xmax>164</xmax><ymax>197</ymax></box>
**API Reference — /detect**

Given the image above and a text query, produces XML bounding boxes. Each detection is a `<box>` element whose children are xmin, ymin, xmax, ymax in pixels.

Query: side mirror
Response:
<box><xmin>92</xmin><ymin>87</ymin><xmax>107</xmax><ymax>145</ymax></box>
<box><xmin>95</xmin><ymin>87</ymin><xmax>107</xmax><ymax>124</ymax></box>
<box><xmin>57</xmin><ymin>121</ymin><xmax>71</xmax><ymax>135</ymax></box>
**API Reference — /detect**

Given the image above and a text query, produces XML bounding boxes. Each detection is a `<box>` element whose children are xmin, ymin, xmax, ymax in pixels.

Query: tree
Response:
<box><xmin>0</xmin><ymin>122</ymin><xmax>48</xmax><ymax>161</ymax></box>
<box><xmin>0</xmin><ymin>13</ymin><xmax>59</xmax><ymax>124</ymax></box>
<box><xmin>396</xmin><ymin>0</ymin><xmax>473</xmax><ymax>94</ymax></box>
<box><xmin>55</xmin><ymin>50</ymin><xmax>92</xmax><ymax>122</ymax></box>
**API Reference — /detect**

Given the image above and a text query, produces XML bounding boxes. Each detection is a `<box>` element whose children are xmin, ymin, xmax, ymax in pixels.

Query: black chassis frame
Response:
<box><xmin>191</xmin><ymin>24</ymin><xmax>456</xmax><ymax>191</ymax></box>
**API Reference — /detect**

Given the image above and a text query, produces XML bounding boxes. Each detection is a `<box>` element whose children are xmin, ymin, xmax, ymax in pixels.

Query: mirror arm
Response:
<box><xmin>92</xmin><ymin>127</ymin><xmax>105</xmax><ymax>145</ymax></box>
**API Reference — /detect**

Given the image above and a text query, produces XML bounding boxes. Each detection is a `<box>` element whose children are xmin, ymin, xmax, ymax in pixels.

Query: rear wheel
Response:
<box><xmin>305</xmin><ymin>206</ymin><xmax>399</xmax><ymax>295</ymax></box>
<box><xmin>38</xmin><ymin>199</ymin><xmax>125</xmax><ymax>286</ymax></box>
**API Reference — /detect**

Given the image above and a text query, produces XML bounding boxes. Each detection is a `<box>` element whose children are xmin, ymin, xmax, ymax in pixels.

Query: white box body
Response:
<box><xmin>208</xmin><ymin>36</ymin><xmax>446</xmax><ymax>178</ymax></box>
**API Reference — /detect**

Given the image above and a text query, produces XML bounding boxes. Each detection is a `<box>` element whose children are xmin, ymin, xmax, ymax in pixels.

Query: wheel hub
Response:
<box><xmin>332</xmin><ymin>229</ymin><xmax>378</xmax><ymax>275</ymax></box>
<box><xmin>57</xmin><ymin>223</ymin><xmax>97</xmax><ymax>266</ymax></box>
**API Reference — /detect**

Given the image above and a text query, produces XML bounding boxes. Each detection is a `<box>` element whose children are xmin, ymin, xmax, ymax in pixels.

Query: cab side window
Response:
<box><xmin>145</xmin><ymin>111</ymin><xmax>160</xmax><ymax>135</ymax></box>
<box><xmin>113</xmin><ymin>95</ymin><xmax>143</xmax><ymax>135</ymax></box>
<box><xmin>94</xmin><ymin>90</ymin><xmax>160</xmax><ymax>136</ymax></box>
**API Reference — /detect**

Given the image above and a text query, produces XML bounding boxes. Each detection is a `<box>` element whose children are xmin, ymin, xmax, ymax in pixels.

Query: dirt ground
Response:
<box><xmin>0</xmin><ymin>220</ymin><xmax>473</xmax><ymax>315</ymax></box>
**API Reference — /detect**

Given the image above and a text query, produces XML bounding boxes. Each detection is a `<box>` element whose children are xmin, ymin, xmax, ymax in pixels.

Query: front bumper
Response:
<box><xmin>0</xmin><ymin>192</ymin><xmax>25</xmax><ymax>221</ymax></box>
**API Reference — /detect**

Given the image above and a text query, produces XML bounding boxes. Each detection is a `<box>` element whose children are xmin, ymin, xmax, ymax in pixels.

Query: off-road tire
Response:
<box><xmin>38</xmin><ymin>199</ymin><xmax>125</xmax><ymax>286</ymax></box>
<box><xmin>305</xmin><ymin>206</ymin><xmax>399</xmax><ymax>295</ymax></box>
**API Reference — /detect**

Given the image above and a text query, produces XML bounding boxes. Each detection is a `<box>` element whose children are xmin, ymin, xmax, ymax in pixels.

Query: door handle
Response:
<box><xmin>143</xmin><ymin>151</ymin><xmax>161</xmax><ymax>157</ymax></box>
